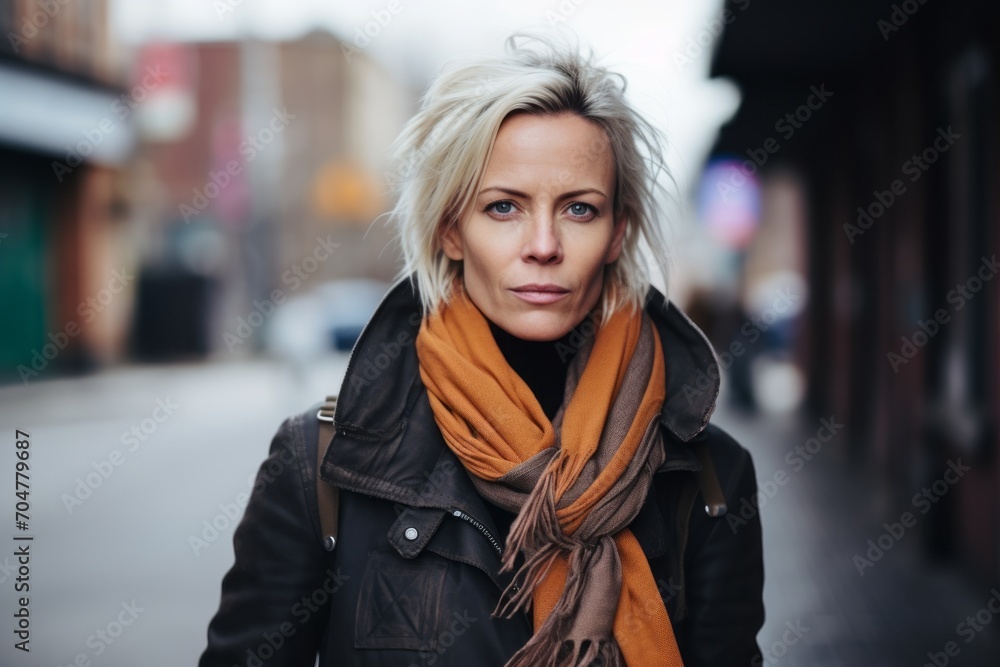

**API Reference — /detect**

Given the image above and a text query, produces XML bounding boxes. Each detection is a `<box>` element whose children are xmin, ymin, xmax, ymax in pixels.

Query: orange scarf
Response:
<box><xmin>415</xmin><ymin>283</ymin><xmax>683</xmax><ymax>667</ymax></box>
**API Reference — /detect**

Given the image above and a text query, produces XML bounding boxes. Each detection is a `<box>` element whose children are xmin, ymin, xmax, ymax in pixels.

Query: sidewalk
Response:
<box><xmin>712</xmin><ymin>406</ymin><xmax>999</xmax><ymax>666</ymax></box>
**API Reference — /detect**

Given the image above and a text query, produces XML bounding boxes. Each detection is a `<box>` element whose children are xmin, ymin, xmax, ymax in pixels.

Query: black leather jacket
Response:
<box><xmin>199</xmin><ymin>276</ymin><xmax>765</xmax><ymax>666</ymax></box>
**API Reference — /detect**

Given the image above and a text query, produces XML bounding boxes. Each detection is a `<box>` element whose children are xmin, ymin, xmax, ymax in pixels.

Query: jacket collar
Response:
<box><xmin>320</xmin><ymin>274</ymin><xmax>719</xmax><ymax>556</ymax></box>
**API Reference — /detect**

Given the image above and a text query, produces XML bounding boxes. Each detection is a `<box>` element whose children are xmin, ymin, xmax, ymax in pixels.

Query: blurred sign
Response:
<box><xmin>133</xmin><ymin>43</ymin><xmax>197</xmax><ymax>142</ymax></box>
<box><xmin>311</xmin><ymin>158</ymin><xmax>385</xmax><ymax>224</ymax></box>
<box><xmin>697</xmin><ymin>156</ymin><xmax>761</xmax><ymax>249</ymax></box>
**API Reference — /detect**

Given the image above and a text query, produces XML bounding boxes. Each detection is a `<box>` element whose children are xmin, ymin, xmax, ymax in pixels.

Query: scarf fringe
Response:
<box><xmin>502</xmin><ymin>459</ymin><xmax>574</xmax><ymax>573</ymax></box>
<box><xmin>498</xmin><ymin>520</ymin><xmax>620</xmax><ymax>666</ymax></box>
<box><xmin>505</xmin><ymin>637</ymin><xmax>625</xmax><ymax>667</ymax></box>
<box><xmin>497</xmin><ymin>458</ymin><xmax>579</xmax><ymax>619</ymax></box>
<box><xmin>495</xmin><ymin>544</ymin><xmax>559</xmax><ymax>617</ymax></box>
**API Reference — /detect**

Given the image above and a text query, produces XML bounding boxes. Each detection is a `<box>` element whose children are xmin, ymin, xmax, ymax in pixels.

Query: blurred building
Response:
<box><xmin>0</xmin><ymin>0</ymin><xmax>135</xmax><ymax>380</ymax></box>
<box><xmin>709</xmin><ymin>0</ymin><xmax>999</xmax><ymax>588</ymax></box>
<box><xmin>128</xmin><ymin>31</ymin><xmax>410</xmax><ymax>360</ymax></box>
<box><xmin>0</xmin><ymin>14</ymin><xmax>412</xmax><ymax>372</ymax></box>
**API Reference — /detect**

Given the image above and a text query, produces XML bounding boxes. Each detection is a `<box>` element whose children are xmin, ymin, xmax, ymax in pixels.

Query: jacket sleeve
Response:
<box><xmin>199</xmin><ymin>411</ymin><xmax>331</xmax><ymax>667</ymax></box>
<box><xmin>675</xmin><ymin>423</ymin><xmax>765</xmax><ymax>666</ymax></box>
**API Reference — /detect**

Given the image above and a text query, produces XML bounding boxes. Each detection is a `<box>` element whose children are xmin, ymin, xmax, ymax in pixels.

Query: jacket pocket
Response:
<box><xmin>355</xmin><ymin>548</ymin><xmax>449</xmax><ymax>651</ymax></box>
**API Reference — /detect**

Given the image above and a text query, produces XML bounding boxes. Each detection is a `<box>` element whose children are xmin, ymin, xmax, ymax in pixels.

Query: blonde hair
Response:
<box><xmin>386</xmin><ymin>30</ymin><xmax>673</xmax><ymax>328</ymax></box>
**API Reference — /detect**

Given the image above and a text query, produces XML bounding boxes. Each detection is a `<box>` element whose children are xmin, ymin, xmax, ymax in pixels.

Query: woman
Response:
<box><xmin>200</xmin><ymin>32</ymin><xmax>764</xmax><ymax>667</ymax></box>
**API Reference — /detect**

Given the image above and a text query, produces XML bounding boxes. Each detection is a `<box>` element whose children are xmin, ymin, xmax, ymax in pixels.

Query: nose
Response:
<box><xmin>521</xmin><ymin>212</ymin><xmax>562</xmax><ymax>264</ymax></box>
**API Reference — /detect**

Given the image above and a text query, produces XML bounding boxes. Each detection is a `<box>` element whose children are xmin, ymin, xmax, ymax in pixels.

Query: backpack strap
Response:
<box><xmin>664</xmin><ymin>434</ymin><xmax>728</xmax><ymax>623</ymax></box>
<box><xmin>316</xmin><ymin>395</ymin><xmax>341</xmax><ymax>552</ymax></box>
<box><xmin>691</xmin><ymin>438</ymin><xmax>728</xmax><ymax>517</ymax></box>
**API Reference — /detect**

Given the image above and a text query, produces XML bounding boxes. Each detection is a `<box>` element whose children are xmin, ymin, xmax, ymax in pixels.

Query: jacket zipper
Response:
<box><xmin>451</xmin><ymin>508</ymin><xmax>503</xmax><ymax>558</ymax></box>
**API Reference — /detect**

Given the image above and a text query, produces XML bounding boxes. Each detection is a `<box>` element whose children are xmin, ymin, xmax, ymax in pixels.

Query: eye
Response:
<box><xmin>484</xmin><ymin>199</ymin><xmax>517</xmax><ymax>219</ymax></box>
<box><xmin>567</xmin><ymin>202</ymin><xmax>598</xmax><ymax>220</ymax></box>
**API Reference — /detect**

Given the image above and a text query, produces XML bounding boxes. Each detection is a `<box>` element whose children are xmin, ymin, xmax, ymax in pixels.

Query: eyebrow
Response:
<box><xmin>479</xmin><ymin>186</ymin><xmax>608</xmax><ymax>200</ymax></box>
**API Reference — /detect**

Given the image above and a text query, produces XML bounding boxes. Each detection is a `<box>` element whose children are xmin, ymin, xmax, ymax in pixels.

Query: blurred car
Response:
<box><xmin>267</xmin><ymin>278</ymin><xmax>391</xmax><ymax>364</ymax></box>
<box><xmin>314</xmin><ymin>278</ymin><xmax>391</xmax><ymax>351</ymax></box>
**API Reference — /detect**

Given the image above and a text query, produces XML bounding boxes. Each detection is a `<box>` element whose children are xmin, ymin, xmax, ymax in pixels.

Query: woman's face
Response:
<box><xmin>440</xmin><ymin>111</ymin><xmax>626</xmax><ymax>341</ymax></box>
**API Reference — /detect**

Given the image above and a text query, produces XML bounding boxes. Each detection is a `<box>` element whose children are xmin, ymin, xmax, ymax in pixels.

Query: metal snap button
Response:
<box><xmin>404</xmin><ymin>527</ymin><xmax>419</xmax><ymax>541</ymax></box>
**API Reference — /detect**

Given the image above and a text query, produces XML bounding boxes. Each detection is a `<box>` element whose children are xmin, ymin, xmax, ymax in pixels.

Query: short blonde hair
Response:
<box><xmin>386</xmin><ymin>30</ymin><xmax>673</xmax><ymax>328</ymax></box>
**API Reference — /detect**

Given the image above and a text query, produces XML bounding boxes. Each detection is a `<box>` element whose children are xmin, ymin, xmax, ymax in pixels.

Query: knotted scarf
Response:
<box><xmin>415</xmin><ymin>282</ymin><xmax>684</xmax><ymax>667</ymax></box>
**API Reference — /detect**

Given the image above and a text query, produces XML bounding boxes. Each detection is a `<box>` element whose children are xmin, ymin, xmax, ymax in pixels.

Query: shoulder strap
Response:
<box><xmin>668</xmin><ymin>437</ymin><xmax>727</xmax><ymax>623</ymax></box>
<box><xmin>316</xmin><ymin>395</ymin><xmax>341</xmax><ymax>552</ymax></box>
<box><xmin>691</xmin><ymin>439</ymin><xmax>728</xmax><ymax>517</ymax></box>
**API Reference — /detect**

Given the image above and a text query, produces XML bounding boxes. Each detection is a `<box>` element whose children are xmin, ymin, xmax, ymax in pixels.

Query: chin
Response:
<box><xmin>498</xmin><ymin>314</ymin><xmax>572</xmax><ymax>342</ymax></box>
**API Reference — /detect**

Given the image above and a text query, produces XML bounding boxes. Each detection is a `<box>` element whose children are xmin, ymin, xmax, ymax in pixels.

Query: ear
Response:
<box><xmin>605</xmin><ymin>214</ymin><xmax>627</xmax><ymax>263</ymax></box>
<box><xmin>439</xmin><ymin>221</ymin><xmax>464</xmax><ymax>261</ymax></box>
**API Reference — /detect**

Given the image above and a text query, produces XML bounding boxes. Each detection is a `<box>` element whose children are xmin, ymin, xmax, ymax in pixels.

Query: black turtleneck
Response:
<box><xmin>480</xmin><ymin>317</ymin><xmax>582</xmax><ymax>545</ymax></box>
<box><xmin>485</xmin><ymin>317</ymin><xmax>581</xmax><ymax>421</ymax></box>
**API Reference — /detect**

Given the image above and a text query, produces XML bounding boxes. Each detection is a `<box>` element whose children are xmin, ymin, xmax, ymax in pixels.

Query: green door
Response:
<box><xmin>0</xmin><ymin>155</ymin><xmax>49</xmax><ymax>382</ymax></box>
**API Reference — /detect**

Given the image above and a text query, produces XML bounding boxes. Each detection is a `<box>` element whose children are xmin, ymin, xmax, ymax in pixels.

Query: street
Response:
<box><xmin>0</xmin><ymin>358</ymin><xmax>996</xmax><ymax>665</ymax></box>
<box><xmin>0</xmin><ymin>355</ymin><xmax>348</xmax><ymax>666</ymax></box>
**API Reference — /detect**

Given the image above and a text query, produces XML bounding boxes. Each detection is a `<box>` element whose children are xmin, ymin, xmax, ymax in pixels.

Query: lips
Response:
<box><xmin>509</xmin><ymin>284</ymin><xmax>570</xmax><ymax>305</ymax></box>
<box><xmin>511</xmin><ymin>284</ymin><xmax>569</xmax><ymax>293</ymax></box>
